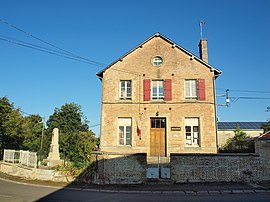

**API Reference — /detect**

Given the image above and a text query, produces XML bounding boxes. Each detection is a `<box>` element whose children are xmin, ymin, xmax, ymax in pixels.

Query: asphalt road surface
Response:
<box><xmin>1</xmin><ymin>179</ymin><xmax>270</xmax><ymax>202</ymax></box>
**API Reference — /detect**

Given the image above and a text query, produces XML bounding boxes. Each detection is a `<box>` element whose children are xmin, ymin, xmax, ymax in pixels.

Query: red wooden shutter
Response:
<box><xmin>164</xmin><ymin>79</ymin><xmax>172</xmax><ymax>101</ymax></box>
<box><xmin>198</xmin><ymin>78</ymin><xmax>206</xmax><ymax>100</ymax></box>
<box><xmin>143</xmin><ymin>79</ymin><xmax>151</xmax><ymax>101</ymax></box>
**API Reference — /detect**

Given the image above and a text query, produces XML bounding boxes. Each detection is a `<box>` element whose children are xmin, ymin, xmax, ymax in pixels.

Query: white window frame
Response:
<box><xmin>185</xmin><ymin>80</ymin><xmax>198</xmax><ymax>99</ymax></box>
<box><xmin>185</xmin><ymin>118</ymin><xmax>200</xmax><ymax>146</ymax></box>
<box><xmin>118</xmin><ymin>118</ymin><xmax>132</xmax><ymax>146</ymax></box>
<box><xmin>119</xmin><ymin>80</ymin><xmax>132</xmax><ymax>100</ymax></box>
<box><xmin>151</xmin><ymin>80</ymin><xmax>164</xmax><ymax>100</ymax></box>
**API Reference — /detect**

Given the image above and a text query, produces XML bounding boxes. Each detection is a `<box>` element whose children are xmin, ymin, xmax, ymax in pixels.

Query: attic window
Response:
<box><xmin>152</xmin><ymin>56</ymin><xmax>163</xmax><ymax>66</ymax></box>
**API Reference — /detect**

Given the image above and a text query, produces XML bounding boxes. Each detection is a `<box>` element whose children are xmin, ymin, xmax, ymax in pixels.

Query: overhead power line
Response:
<box><xmin>230</xmin><ymin>97</ymin><xmax>270</xmax><ymax>102</ymax></box>
<box><xmin>229</xmin><ymin>89</ymin><xmax>270</xmax><ymax>94</ymax></box>
<box><xmin>0</xmin><ymin>37</ymin><xmax>103</xmax><ymax>65</ymax></box>
<box><xmin>0</xmin><ymin>18</ymin><xmax>107</xmax><ymax>67</ymax></box>
<box><xmin>216</xmin><ymin>88</ymin><xmax>270</xmax><ymax>94</ymax></box>
<box><xmin>217</xmin><ymin>89</ymin><xmax>270</xmax><ymax>106</ymax></box>
<box><xmin>89</xmin><ymin>124</ymin><xmax>100</xmax><ymax>128</ymax></box>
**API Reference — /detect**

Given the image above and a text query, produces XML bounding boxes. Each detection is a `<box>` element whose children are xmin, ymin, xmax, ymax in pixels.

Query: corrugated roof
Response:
<box><xmin>218</xmin><ymin>122</ymin><xmax>265</xmax><ymax>130</ymax></box>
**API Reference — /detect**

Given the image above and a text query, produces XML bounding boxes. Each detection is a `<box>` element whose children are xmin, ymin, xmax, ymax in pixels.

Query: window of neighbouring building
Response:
<box><xmin>118</xmin><ymin>118</ymin><xmax>132</xmax><ymax>146</ymax></box>
<box><xmin>185</xmin><ymin>118</ymin><xmax>200</xmax><ymax>146</ymax></box>
<box><xmin>152</xmin><ymin>80</ymin><xmax>164</xmax><ymax>100</ymax></box>
<box><xmin>120</xmin><ymin>80</ymin><xmax>132</xmax><ymax>100</ymax></box>
<box><xmin>185</xmin><ymin>80</ymin><xmax>198</xmax><ymax>99</ymax></box>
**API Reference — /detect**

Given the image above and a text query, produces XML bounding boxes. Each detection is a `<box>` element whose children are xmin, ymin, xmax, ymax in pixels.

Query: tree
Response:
<box><xmin>233</xmin><ymin>124</ymin><xmax>248</xmax><ymax>142</ymax></box>
<box><xmin>22</xmin><ymin>114</ymin><xmax>43</xmax><ymax>152</ymax></box>
<box><xmin>77</xmin><ymin>131</ymin><xmax>97</xmax><ymax>164</ymax></box>
<box><xmin>220</xmin><ymin>124</ymin><xmax>255</xmax><ymax>153</ymax></box>
<box><xmin>262</xmin><ymin>121</ymin><xmax>270</xmax><ymax>133</ymax></box>
<box><xmin>0</xmin><ymin>97</ymin><xmax>24</xmax><ymax>158</ymax></box>
<box><xmin>46</xmin><ymin>103</ymin><xmax>97</xmax><ymax>167</ymax></box>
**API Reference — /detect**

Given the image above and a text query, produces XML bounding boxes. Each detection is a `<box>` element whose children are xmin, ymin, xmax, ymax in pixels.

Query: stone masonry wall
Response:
<box><xmin>0</xmin><ymin>162</ymin><xmax>75</xmax><ymax>182</ymax></box>
<box><xmin>171</xmin><ymin>153</ymin><xmax>270</xmax><ymax>183</ymax></box>
<box><xmin>89</xmin><ymin>153</ymin><xmax>147</xmax><ymax>184</ymax></box>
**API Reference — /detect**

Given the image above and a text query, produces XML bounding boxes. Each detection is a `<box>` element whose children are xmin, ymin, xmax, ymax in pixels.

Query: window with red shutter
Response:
<box><xmin>164</xmin><ymin>79</ymin><xmax>172</xmax><ymax>101</ymax></box>
<box><xmin>198</xmin><ymin>79</ymin><xmax>206</xmax><ymax>100</ymax></box>
<box><xmin>143</xmin><ymin>79</ymin><xmax>151</xmax><ymax>101</ymax></box>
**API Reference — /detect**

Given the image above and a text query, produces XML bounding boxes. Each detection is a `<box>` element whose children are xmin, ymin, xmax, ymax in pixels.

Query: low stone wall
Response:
<box><xmin>0</xmin><ymin>162</ymin><xmax>75</xmax><ymax>182</ymax></box>
<box><xmin>171</xmin><ymin>153</ymin><xmax>270</xmax><ymax>183</ymax></box>
<box><xmin>82</xmin><ymin>152</ymin><xmax>147</xmax><ymax>184</ymax></box>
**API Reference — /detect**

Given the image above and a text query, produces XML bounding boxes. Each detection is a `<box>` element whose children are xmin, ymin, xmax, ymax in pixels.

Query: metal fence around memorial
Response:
<box><xmin>3</xmin><ymin>149</ymin><xmax>37</xmax><ymax>168</ymax></box>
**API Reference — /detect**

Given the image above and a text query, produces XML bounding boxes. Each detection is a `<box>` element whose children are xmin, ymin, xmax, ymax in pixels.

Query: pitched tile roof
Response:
<box><xmin>258</xmin><ymin>131</ymin><xmax>270</xmax><ymax>140</ymax></box>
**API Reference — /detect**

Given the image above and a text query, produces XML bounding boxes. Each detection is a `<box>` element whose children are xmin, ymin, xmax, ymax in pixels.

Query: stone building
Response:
<box><xmin>96</xmin><ymin>33</ymin><xmax>222</xmax><ymax>157</ymax></box>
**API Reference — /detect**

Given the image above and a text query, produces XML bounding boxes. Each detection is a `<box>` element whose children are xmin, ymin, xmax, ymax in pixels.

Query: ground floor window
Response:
<box><xmin>118</xmin><ymin>118</ymin><xmax>132</xmax><ymax>145</ymax></box>
<box><xmin>185</xmin><ymin>118</ymin><xmax>200</xmax><ymax>146</ymax></box>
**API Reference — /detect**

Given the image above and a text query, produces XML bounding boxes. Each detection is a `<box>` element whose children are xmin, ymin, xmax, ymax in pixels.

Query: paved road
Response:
<box><xmin>1</xmin><ymin>179</ymin><xmax>270</xmax><ymax>202</ymax></box>
<box><xmin>0</xmin><ymin>178</ymin><xmax>61</xmax><ymax>202</ymax></box>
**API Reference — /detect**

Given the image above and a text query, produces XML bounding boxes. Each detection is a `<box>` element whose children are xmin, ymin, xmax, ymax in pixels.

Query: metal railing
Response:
<box><xmin>3</xmin><ymin>149</ymin><xmax>37</xmax><ymax>168</ymax></box>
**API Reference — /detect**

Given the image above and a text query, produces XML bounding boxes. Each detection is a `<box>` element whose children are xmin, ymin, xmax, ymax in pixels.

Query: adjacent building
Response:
<box><xmin>217</xmin><ymin>122</ymin><xmax>265</xmax><ymax>147</ymax></box>
<box><xmin>96</xmin><ymin>33</ymin><xmax>222</xmax><ymax>157</ymax></box>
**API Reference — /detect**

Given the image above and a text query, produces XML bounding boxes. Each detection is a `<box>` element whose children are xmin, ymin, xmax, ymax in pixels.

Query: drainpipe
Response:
<box><xmin>213</xmin><ymin>76</ymin><xmax>219</xmax><ymax>152</ymax></box>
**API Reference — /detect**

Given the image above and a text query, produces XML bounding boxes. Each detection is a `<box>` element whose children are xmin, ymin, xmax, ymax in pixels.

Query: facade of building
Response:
<box><xmin>217</xmin><ymin>122</ymin><xmax>265</xmax><ymax>147</ymax></box>
<box><xmin>97</xmin><ymin>33</ymin><xmax>222</xmax><ymax>157</ymax></box>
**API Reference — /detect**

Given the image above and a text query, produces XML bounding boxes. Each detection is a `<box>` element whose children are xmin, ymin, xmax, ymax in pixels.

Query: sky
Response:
<box><xmin>0</xmin><ymin>0</ymin><xmax>269</xmax><ymax>136</ymax></box>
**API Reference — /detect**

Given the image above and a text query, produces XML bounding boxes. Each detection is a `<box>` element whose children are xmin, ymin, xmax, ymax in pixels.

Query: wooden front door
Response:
<box><xmin>150</xmin><ymin>118</ymin><xmax>166</xmax><ymax>157</ymax></box>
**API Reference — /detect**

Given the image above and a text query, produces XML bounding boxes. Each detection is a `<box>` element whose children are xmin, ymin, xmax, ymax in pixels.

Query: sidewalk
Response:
<box><xmin>1</xmin><ymin>171</ymin><xmax>270</xmax><ymax>195</ymax></box>
<box><xmin>66</xmin><ymin>181</ymin><xmax>270</xmax><ymax>195</ymax></box>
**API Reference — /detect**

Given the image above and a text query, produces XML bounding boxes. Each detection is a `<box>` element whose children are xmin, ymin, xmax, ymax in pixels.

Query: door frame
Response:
<box><xmin>150</xmin><ymin>117</ymin><xmax>167</xmax><ymax>157</ymax></box>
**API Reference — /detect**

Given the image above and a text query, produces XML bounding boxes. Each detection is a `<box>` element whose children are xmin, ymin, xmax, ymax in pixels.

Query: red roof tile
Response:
<box><xmin>259</xmin><ymin>131</ymin><xmax>270</xmax><ymax>140</ymax></box>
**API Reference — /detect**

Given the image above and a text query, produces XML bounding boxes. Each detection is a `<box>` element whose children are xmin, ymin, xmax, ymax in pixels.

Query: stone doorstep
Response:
<box><xmin>147</xmin><ymin>157</ymin><xmax>170</xmax><ymax>165</ymax></box>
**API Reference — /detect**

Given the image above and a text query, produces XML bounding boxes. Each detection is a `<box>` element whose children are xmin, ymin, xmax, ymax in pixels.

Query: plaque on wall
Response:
<box><xmin>171</xmin><ymin>127</ymin><xmax>181</xmax><ymax>131</ymax></box>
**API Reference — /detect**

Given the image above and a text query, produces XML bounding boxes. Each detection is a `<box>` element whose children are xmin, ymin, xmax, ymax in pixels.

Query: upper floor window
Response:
<box><xmin>152</xmin><ymin>80</ymin><xmax>164</xmax><ymax>100</ymax></box>
<box><xmin>120</xmin><ymin>80</ymin><xmax>132</xmax><ymax>100</ymax></box>
<box><xmin>143</xmin><ymin>79</ymin><xmax>172</xmax><ymax>101</ymax></box>
<box><xmin>118</xmin><ymin>118</ymin><xmax>132</xmax><ymax>146</ymax></box>
<box><xmin>185</xmin><ymin>118</ymin><xmax>200</xmax><ymax>146</ymax></box>
<box><xmin>185</xmin><ymin>79</ymin><xmax>206</xmax><ymax>100</ymax></box>
<box><xmin>185</xmin><ymin>80</ymin><xmax>198</xmax><ymax>99</ymax></box>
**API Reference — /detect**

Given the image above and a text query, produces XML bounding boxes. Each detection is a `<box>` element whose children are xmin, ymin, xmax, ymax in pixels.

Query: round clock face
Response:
<box><xmin>152</xmin><ymin>56</ymin><xmax>163</xmax><ymax>66</ymax></box>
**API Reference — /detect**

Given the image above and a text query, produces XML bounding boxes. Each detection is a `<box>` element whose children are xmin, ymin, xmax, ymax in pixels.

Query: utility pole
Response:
<box><xmin>40</xmin><ymin>116</ymin><xmax>45</xmax><ymax>161</ymax></box>
<box><xmin>217</xmin><ymin>89</ymin><xmax>230</xmax><ymax>107</ymax></box>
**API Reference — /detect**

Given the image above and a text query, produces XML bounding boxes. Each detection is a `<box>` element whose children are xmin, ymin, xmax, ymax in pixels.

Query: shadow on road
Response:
<box><xmin>37</xmin><ymin>153</ymin><xmax>148</xmax><ymax>201</ymax></box>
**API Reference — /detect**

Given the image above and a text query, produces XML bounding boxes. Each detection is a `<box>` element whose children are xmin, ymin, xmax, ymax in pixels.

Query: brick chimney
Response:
<box><xmin>199</xmin><ymin>38</ymin><xmax>208</xmax><ymax>63</ymax></box>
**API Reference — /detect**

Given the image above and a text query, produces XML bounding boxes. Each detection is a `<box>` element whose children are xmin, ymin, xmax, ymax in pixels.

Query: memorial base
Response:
<box><xmin>43</xmin><ymin>159</ymin><xmax>64</xmax><ymax>167</ymax></box>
